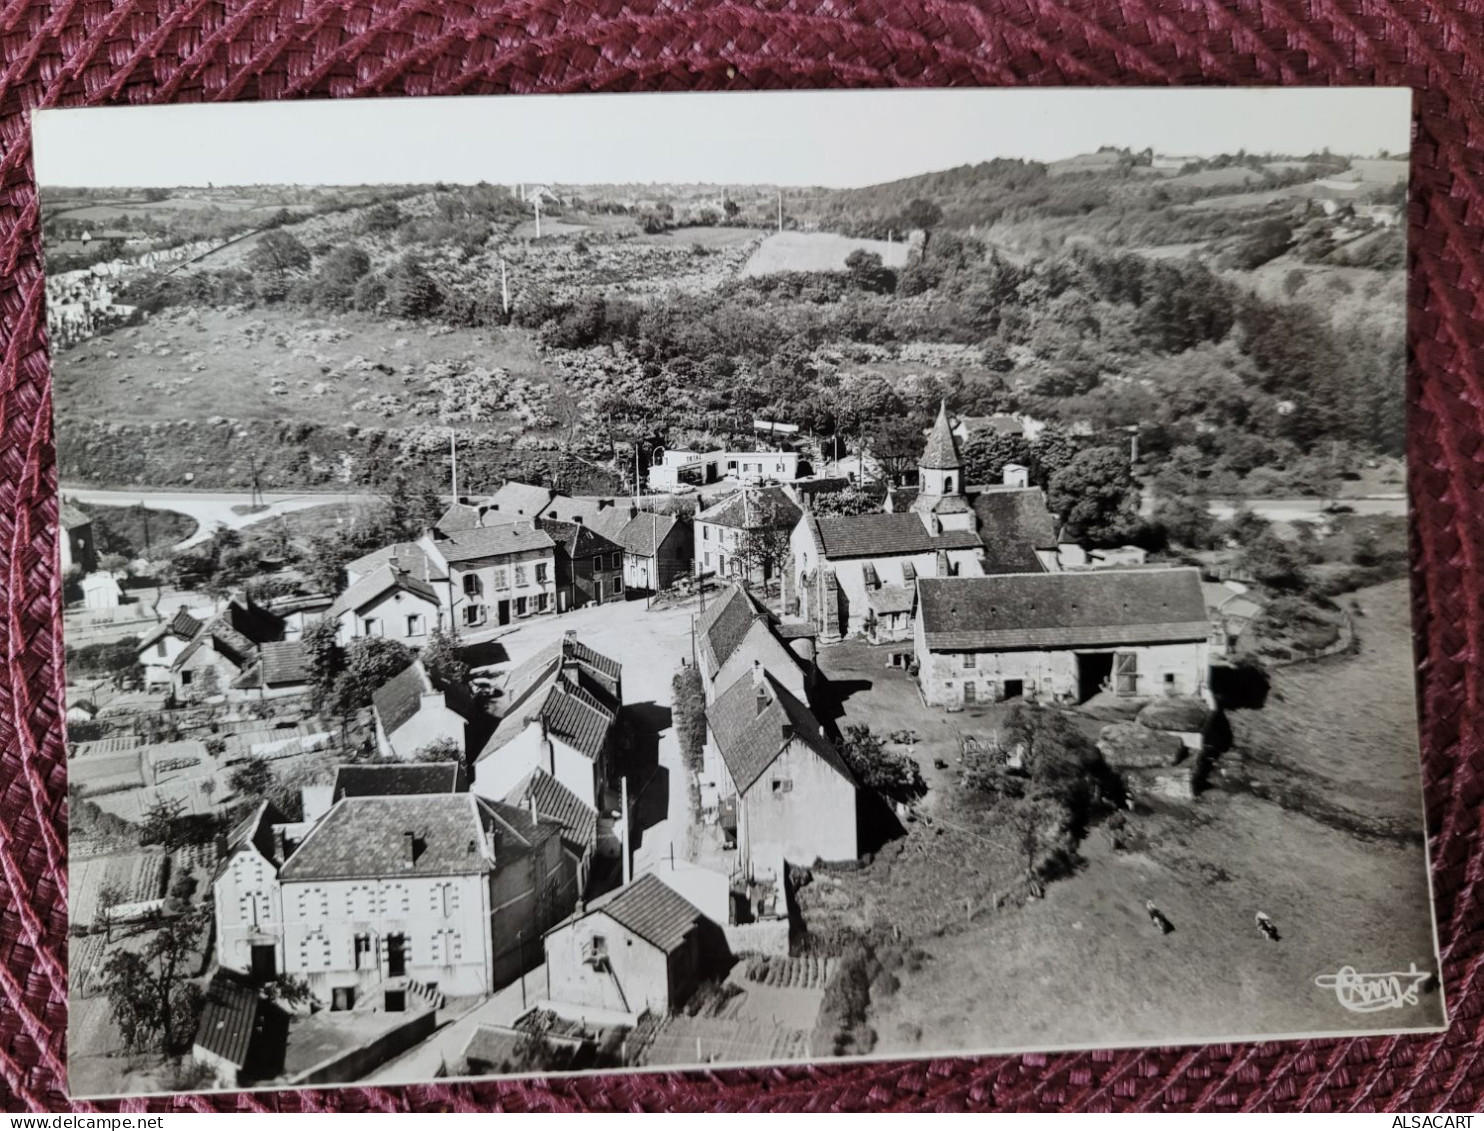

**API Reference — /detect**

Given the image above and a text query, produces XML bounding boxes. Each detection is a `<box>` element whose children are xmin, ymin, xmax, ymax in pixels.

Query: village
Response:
<box><xmin>56</xmin><ymin>158</ymin><xmax>1437</xmax><ymax>1096</ymax></box>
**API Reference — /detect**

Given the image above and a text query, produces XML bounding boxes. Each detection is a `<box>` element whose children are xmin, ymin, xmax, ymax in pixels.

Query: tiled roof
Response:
<box><xmin>587</xmin><ymin>873</ymin><xmax>704</xmax><ymax>953</ymax></box>
<box><xmin>137</xmin><ymin>607</ymin><xmax>202</xmax><ymax>652</ymax></box>
<box><xmin>538</xmin><ymin>519</ymin><xmax>624</xmax><ymax>562</ymax></box>
<box><xmin>332</xmin><ymin>762</ymin><xmax>467</xmax><ymax>801</ymax></box>
<box><xmin>487</xmin><ymin>481</ymin><xmax>554</xmax><ymax>518</ymax></box>
<box><xmin>260</xmin><ymin>641</ymin><xmax>309</xmax><ymax>687</ymax></box>
<box><xmin>917</xmin><ymin>568</ymin><xmax>1211</xmax><ymax>652</ymax></box>
<box><xmin>371</xmin><ymin>660</ymin><xmax>485</xmax><ymax>740</ymax></box>
<box><xmin>505</xmin><ymin>768</ymin><xmax>597</xmax><ymax>858</ymax></box>
<box><xmin>972</xmin><ymin>487</ymin><xmax>1060</xmax><ymax>552</ymax></box>
<box><xmin>434</xmin><ymin>522</ymin><xmax>555</xmax><ymax>564</ymax></box>
<box><xmin>434</xmin><ymin>502</ymin><xmax>485</xmax><ymax>534</ymax></box>
<box><xmin>480</xmin><ymin>670</ymin><xmax>616</xmax><ymax>764</ymax></box>
<box><xmin>811</xmin><ymin>513</ymin><xmax>982</xmax><ymax>559</ymax></box>
<box><xmin>708</xmin><ymin>669</ymin><xmax>854</xmax><ymax>794</ymax></box>
<box><xmin>695</xmin><ymin>584</ymin><xmax>763</xmax><ymax>674</ymax></box>
<box><xmin>223</xmin><ymin>594</ymin><xmax>286</xmax><ymax>647</ymax></box>
<box><xmin>696</xmin><ymin>486</ymin><xmax>801</xmax><ymax>531</ymax></box>
<box><xmin>279</xmin><ymin>794</ymin><xmax>512</xmax><ymax>881</ymax></box>
<box><xmin>324</xmin><ymin>564</ymin><xmax>440</xmax><ymax>620</ymax></box>
<box><xmin>920</xmin><ymin>401</ymin><xmax>963</xmax><ymax>470</ymax></box>
<box><xmin>213</xmin><ymin>799</ymin><xmax>286</xmax><ymax>883</ymax></box>
<box><xmin>345</xmin><ymin>541</ymin><xmax>447</xmax><ymax>583</ymax></box>
<box><xmin>59</xmin><ymin>502</ymin><xmax>92</xmax><ymax>530</ymax></box>
<box><xmin>194</xmin><ymin>971</ymin><xmax>260</xmax><ymax>1068</ymax></box>
<box><xmin>618</xmin><ymin>512</ymin><xmax>680</xmax><ymax>558</ymax></box>
<box><xmin>540</xmin><ymin>496</ymin><xmax>634</xmax><ymax>543</ymax></box>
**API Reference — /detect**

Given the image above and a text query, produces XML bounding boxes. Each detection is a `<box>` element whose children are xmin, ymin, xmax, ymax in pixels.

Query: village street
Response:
<box><xmin>464</xmin><ymin>592</ymin><xmax>706</xmax><ymax>872</ymax></box>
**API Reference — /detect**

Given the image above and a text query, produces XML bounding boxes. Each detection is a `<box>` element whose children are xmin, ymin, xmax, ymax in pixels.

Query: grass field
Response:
<box><xmin>53</xmin><ymin>307</ymin><xmax>560</xmax><ymax>431</ymax></box>
<box><xmin>741</xmin><ymin>231</ymin><xmax>911</xmax><ymax>276</ymax></box>
<box><xmin>629</xmin><ymin>225</ymin><xmax>765</xmax><ymax>248</ymax></box>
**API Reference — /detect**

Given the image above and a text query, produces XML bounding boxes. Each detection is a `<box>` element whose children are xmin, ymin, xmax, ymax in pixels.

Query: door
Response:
<box><xmin>250</xmin><ymin>944</ymin><xmax>277</xmax><ymax>981</ymax></box>
<box><xmin>962</xmin><ymin>681</ymin><xmax>976</xmax><ymax>705</ymax></box>
<box><xmin>497</xmin><ymin>600</ymin><xmax>510</xmax><ymax>626</ymax></box>
<box><xmin>1114</xmin><ymin>652</ymin><xmax>1139</xmax><ymax>696</ymax></box>
<box><xmin>386</xmin><ymin>934</ymin><xmax>406</xmax><ymax>977</ymax></box>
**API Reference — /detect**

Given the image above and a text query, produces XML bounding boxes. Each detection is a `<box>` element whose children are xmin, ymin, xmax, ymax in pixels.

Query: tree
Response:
<box><xmin>962</xmin><ymin>430</ymin><xmax>1031</xmax><ymax>487</ymax></box>
<box><xmin>844</xmin><ymin>250</ymin><xmax>895</xmax><ymax>294</ymax></box>
<box><xmin>97</xmin><ymin>911</ymin><xmax>208</xmax><ymax>1054</ymax></box>
<box><xmin>95</xmin><ymin>879</ymin><xmax>127</xmax><ymax>944</ymax></box>
<box><xmin>899</xmin><ymin>198</ymin><xmax>944</xmax><ymax>231</ymax></box>
<box><xmin>315</xmin><ymin>243</ymin><xmax>372</xmax><ymax>308</ymax></box>
<box><xmin>384</xmin><ymin>257</ymin><xmax>442</xmax><ymax>319</ymax></box>
<box><xmin>867</xmin><ymin>415</ymin><xmax>928</xmax><ymax>487</ymax></box>
<box><xmin>809</xmin><ymin>486</ymin><xmax>881</xmax><ymax>517</ymax></box>
<box><xmin>420</xmin><ymin>628</ymin><xmax>470</xmax><ymax>689</ymax></box>
<box><xmin>1151</xmin><ymin>494</ymin><xmax>1219</xmax><ymax>550</ymax></box>
<box><xmin>412</xmin><ymin>736</ymin><xmax>464</xmax><ymax>764</ymax></box>
<box><xmin>140</xmin><ymin>795</ymin><xmax>187</xmax><ymax>851</ymax></box>
<box><xmin>301</xmin><ymin>615</ymin><xmax>346</xmax><ymax>713</ymax></box>
<box><xmin>334</xmin><ymin>637</ymin><xmax>415</xmax><ymax>714</ymax></box>
<box><xmin>362</xmin><ymin>200</ymin><xmax>405</xmax><ymax>233</ymax></box>
<box><xmin>837</xmin><ymin>724</ymin><xmax>925</xmax><ymax>806</ymax></box>
<box><xmin>229</xmin><ymin>756</ymin><xmax>274</xmax><ymax>801</ymax></box>
<box><xmin>246</xmin><ymin>230</ymin><xmax>311</xmax><ymax>280</ymax></box>
<box><xmin>1047</xmin><ymin>446</ymin><xmax>1141</xmax><ymax>547</ymax></box>
<box><xmin>1239</xmin><ymin>530</ymin><xmax>1312</xmax><ymax>592</ymax></box>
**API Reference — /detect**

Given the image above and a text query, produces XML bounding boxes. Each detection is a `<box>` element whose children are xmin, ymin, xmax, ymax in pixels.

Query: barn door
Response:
<box><xmin>1114</xmin><ymin>652</ymin><xmax>1138</xmax><ymax>696</ymax></box>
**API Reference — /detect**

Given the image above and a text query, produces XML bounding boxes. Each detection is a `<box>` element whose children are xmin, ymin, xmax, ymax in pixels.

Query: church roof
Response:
<box><xmin>920</xmin><ymin>401</ymin><xmax>963</xmax><ymax>471</ymax></box>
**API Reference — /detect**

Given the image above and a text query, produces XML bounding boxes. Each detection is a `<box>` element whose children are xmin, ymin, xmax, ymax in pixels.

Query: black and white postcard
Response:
<box><xmin>36</xmin><ymin>88</ymin><xmax>1443</xmax><ymax>1098</ymax></box>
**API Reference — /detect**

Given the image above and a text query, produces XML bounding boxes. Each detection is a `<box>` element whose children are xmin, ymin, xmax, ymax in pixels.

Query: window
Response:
<box><xmin>771</xmin><ymin>779</ymin><xmax>793</xmax><ymax>794</ymax></box>
<box><xmin>610</xmin><ymin>553</ymin><xmax>621</xmax><ymax>571</ymax></box>
<box><xmin>515</xmin><ymin>596</ymin><xmax>528</xmax><ymax>616</ymax></box>
<box><xmin>181</xmin><ymin>670</ymin><xmax>193</xmax><ymax>686</ymax></box>
<box><xmin>536</xmin><ymin>592</ymin><xmax>549</xmax><ymax>612</ymax></box>
<box><xmin>463</xmin><ymin>574</ymin><xmax>482</xmax><ymax>597</ymax></box>
<box><xmin>594</xmin><ymin>579</ymin><xmax>603</xmax><ymax>602</ymax></box>
<box><xmin>514</xmin><ymin>566</ymin><xmax>528</xmax><ymax>586</ymax></box>
<box><xmin>156</xmin><ymin>641</ymin><xmax>167</xmax><ymax>658</ymax></box>
<box><xmin>704</xmin><ymin>552</ymin><xmax>712</xmax><ymax>567</ymax></box>
<box><xmin>406</xmin><ymin>614</ymin><xmax>424</xmax><ymax>636</ymax></box>
<box><xmin>703</xmin><ymin>526</ymin><xmax>710</xmax><ymax>541</ymax></box>
<box><xmin>463</xmin><ymin>605</ymin><xmax>485</xmax><ymax>627</ymax></box>
<box><xmin>535</xmin><ymin>562</ymin><xmax>548</xmax><ymax>583</ymax></box>
<box><xmin>613</xmin><ymin>576</ymin><xmax>624</xmax><ymax>594</ymax></box>
<box><xmin>491</xmin><ymin>567</ymin><xmax>508</xmax><ymax>589</ymax></box>
<box><xmin>354</xmin><ymin>933</ymin><xmax>373</xmax><ymax>970</ymax></box>
<box><xmin>362</xmin><ymin>617</ymin><xmax>381</xmax><ymax>637</ymax></box>
<box><xmin>961</xmin><ymin>653</ymin><xmax>976</xmax><ymax>670</ymax></box>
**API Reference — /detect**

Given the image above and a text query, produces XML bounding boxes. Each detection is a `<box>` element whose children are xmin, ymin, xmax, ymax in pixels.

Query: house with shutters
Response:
<box><xmin>471</xmin><ymin>634</ymin><xmax>623</xmax><ymax>811</ymax></box>
<box><xmin>371</xmin><ymin>660</ymin><xmax>491</xmax><ymax>762</ymax></box>
<box><xmin>695</xmin><ymin>486</ymin><xmax>801</xmax><ymax>586</ymax></box>
<box><xmin>914</xmin><ymin>568</ymin><xmax>1212</xmax><ymax>709</ymax></box>
<box><xmin>702</xmin><ymin>663</ymin><xmax>858</xmax><ymax>873</ymax></box>
<box><xmin>420</xmin><ymin>523</ymin><xmax>558</xmax><ymax>630</ymax></box>
<box><xmin>215</xmin><ymin>788</ymin><xmax>574</xmax><ymax>1009</ymax></box>
<box><xmin>539</xmin><ymin>519</ymin><xmax>626</xmax><ymax>610</ymax></box>
<box><xmin>322</xmin><ymin>563</ymin><xmax>445</xmax><ymax>646</ymax></box>
<box><xmin>693</xmin><ymin>583</ymin><xmax>811</xmax><ymax>705</ymax></box>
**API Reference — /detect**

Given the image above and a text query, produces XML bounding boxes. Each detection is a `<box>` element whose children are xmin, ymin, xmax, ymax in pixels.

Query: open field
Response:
<box><xmin>1226</xmin><ymin>579</ymin><xmax>1425</xmax><ymax>833</ymax></box>
<box><xmin>629</xmin><ymin>225</ymin><xmax>765</xmax><ymax>248</ymax></box>
<box><xmin>53</xmin><ymin>308</ymin><xmax>560</xmax><ymax>431</ymax></box>
<box><xmin>742</xmin><ymin>231</ymin><xmax>911</xmax><ymax>276</ymax></box>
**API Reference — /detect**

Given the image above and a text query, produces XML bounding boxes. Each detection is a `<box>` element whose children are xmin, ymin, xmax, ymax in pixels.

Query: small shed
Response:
<box><xmin>193</xmin><ymin>971</ymin><xmax>271</xmax><ymax>1089</ymax></box>
<box><xmin>81</xmin><ymin>571</ymin><xmax>122</xmax><ymax>610</ymax></box>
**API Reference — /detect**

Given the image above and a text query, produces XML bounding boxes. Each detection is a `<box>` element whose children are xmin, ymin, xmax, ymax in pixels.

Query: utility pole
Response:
<box><xmin>620</xmin><ymin>776</ymin><xmax>632</xmax><ymax>886</ymax></box>
<box><xmin>533</xmin><ymin>194</ymin><xmax>542</xmax><ymax>239</ymax></box>
<box><xmin>248</xmin><ymin>451</ymin><xmax>264</xmax><ymax>510</ymax></box>
<box><xmin>140</xmin><ymin>504</ymin><xmax>151</xmax><ymax>558</ymax></box>
<box><xmin>776</xmin><ymin>190</ymin><xmax>783</xmax><ymax>234</ymax></box>
<box><xmin>500</xmin><ymin>257</ymin><xmax>510</xmax><ymax>315</ymax></box>
<box><xmin>449</xmin><ymin>428</ymin><xmax>458</xmax><ymax>503</ymax></box>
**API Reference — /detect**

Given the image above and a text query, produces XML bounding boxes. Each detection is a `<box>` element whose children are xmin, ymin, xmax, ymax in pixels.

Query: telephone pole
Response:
<box><xmin>776</xmin><ymin>190</ymin><xmax>783</xmax><ymax>234</ymax></box>
<box><xmin>500</xmin><ymin>258</ymin><xmax>510</xmax><ymax>314</ymax></box>
<box><xmin>449</xmin><ymin>428</ymin><xmax>458</xmax><ymax>502</ymax></box>
<box><xmin>533</xmin><ymin>194</ymin><xmax>542</xmax><ymax>239</ymax></box>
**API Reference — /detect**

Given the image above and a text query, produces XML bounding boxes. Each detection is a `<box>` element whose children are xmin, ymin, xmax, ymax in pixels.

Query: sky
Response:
<box><xmin>32</xmin><ymin>88</ymin><xmax>1412</xmax><ymax>189</ymax></box>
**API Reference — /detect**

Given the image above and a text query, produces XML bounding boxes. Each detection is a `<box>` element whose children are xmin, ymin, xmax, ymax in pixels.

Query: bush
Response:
<box><xmin>672</xmin><ymin>664</ymin><xmax>706</xmax><ymax>773</ymax></box>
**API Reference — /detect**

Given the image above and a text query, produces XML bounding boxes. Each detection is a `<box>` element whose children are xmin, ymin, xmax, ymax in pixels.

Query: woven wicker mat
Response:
<box><xmin>3</xmin><ymin>0</ymin><xmax>1481</xmax><ymax>1113</ymax></box>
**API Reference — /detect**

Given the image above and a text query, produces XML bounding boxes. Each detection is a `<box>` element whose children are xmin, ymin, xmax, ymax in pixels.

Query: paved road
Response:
<box><xmin>1140</xmin><ymin>485</ymin><xmax>1407</xmax><ymax>525</ymax></box>
<box><xmin>60</xmin><ymin>486</ymin><xmax>382</xmax><ymax>550</ymax></box>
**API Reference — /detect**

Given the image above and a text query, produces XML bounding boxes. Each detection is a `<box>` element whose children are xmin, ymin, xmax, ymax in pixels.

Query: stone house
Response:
<box><xmin>695</xmin><ymin>486</ymin><xmax>801</xmax><ymax>586</ymax></box>
<box><xmin>539</xmin><ymin>519</ymin><xmax>626</xmax><ymax>610</ymax></box>
<box><xmin>421</xmin><ymin>523</ymin><xmax>558</xmax><ymax>630</ymax></box>
<box><xmin>914</xmin><ymin>568</ymin><xmax>1212</xmax><ymax>709</ymax></box>
<box><xmin>371</xmin><ymin>660</ymin><xmax>491</xmax><ymax>761</ymax></box>
<box><xmin>694</xmin><ymin>583</ymin><xmax>811</xmax><ymax>704</ymax></box>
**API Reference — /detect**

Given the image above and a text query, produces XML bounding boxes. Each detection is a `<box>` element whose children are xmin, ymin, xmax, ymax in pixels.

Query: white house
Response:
<box><xmin>137</xmin><ymin>607</ymin><xmax>204</xmax><ymax>688</ymax></box>
<box><xmin>703</xmin><ymin>664</ymin><xmax>858</xmax><ymax>872</ymax></box>
<box><xmin>471</xmin><ymin>635</ymin><xmax>623</xmax><ymax>811</ymax></box>
<box><xmin>694</xmin><ymin>583</ymin><xmax>811</xmax><ymax>704</ymax></box>
<box><xmin>371</xmin><ymin>660</ymin><xmax>490</xmax><ymax>761</ymax></box>
<box><xmin>914</xmin><ymin>568</ymin><xmax>1212</xmax><ymax>709</ymax></box>
<box><xmin>323</xmin><ymin>564</ymin><xmax>445</xmax><ymax>646</ymax></box>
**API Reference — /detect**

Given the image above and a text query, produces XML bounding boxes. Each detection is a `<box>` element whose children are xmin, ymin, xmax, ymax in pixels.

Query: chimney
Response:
<box><xmin>751</xmin><ymin>659</ymin><xmax>764</xmax><ymax>690</ymax></box>
<box><xmin>528</xmin><ymin>796</ymin><xmax>538</xmax><ymax>825</ymax></box>
<box><xmin>402</xmin><ymin>831</ymin><xmax>416</xmax><ymax>867</ymax></box>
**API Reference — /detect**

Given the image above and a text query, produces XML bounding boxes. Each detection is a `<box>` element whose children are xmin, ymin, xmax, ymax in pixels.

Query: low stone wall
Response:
<box><xmin>724</xmin><ymin>918</ymin><xmax>791</xmax><ymax>957</ymax></box>
<box><xmin>287</xmin><ymin>1008</ymin><xmax>437</xmax><ymax>1086</ymax></box>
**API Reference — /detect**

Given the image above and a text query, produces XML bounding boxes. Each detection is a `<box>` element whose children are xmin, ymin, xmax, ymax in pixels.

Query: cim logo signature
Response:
<box><xmin>1314</xmin><ymin>963</ymin><xmax>1433</xmax><ymax>1013</ymax></box>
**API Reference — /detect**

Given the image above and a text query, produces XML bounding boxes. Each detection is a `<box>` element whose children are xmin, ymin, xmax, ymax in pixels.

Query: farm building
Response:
<box><xmin>371</xmin><ymin>660</ymin><xmax>490</xmax><ymax>762</ymax></box>
<box><xmin>193</xmin><ymin>970</ymin><xmax>283</xmax><ymax>1090</ymax></box>
<box><xmin>702</xmin><ymin>663</ymin><xmax>858</xmax><ymax>872</ymax></box>
<box><xmin>171</xmin><ymin>594</ymin><xmax>286</xmax><ymax>703</ymax></box>
<box><xmin>914</xmin><ymin>569</ymin><xmax>1212</xmax><ymax>709</ymax></box>
<box><xmin>472</xmin><ymin>634</ymin><xmax>622</xmax><ymax>811</ymax></box>
<box><xmin>223</xmin><ymin>792</ymin><xmax>571</xmax><ymax>1007</ymax></box>
<box><xmin>694</xmin><ymin>583</ymin><xmax>812</xmax><ymax>704</ymax></box>
<box><xmin>543</xmin><ymin>873</ymin><xmax>724</xmax><ymax>1021</ymax></box>
<box><xmin>137</xmin><ymin>607</ymin><xmax>203</xmax><ymax>687</ymax></box>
